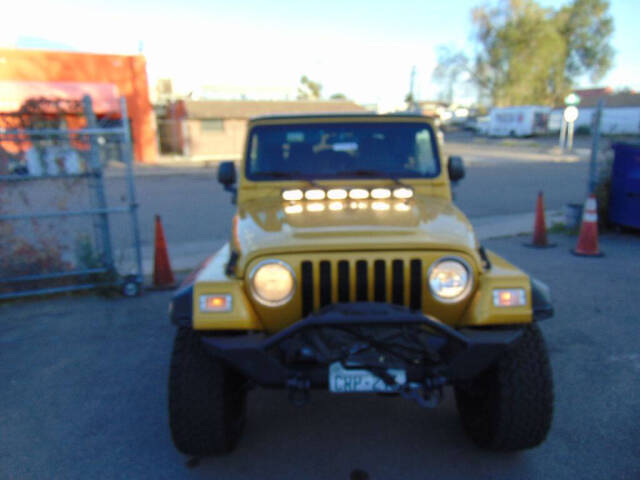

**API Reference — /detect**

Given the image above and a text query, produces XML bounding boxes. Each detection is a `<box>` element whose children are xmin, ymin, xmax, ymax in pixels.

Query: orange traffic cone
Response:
<box><xmin>525</xmin><ymin>191</ymin><xmax>556</xmax><ymax>248</ymax></box>
<box><xmin>152</xmin><ymin>215</ymin><xmax>176</xmax><ymax>287</ymax></box>
<box><xmin>572</xmin><ymin>194</ymin><xmax>603</xmax><ymax>257</ymax></box>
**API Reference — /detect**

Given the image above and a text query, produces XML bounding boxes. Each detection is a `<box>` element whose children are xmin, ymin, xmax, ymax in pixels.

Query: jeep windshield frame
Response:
<box><xmin>244</xmin><ymin>121</ymin><xmax>441</xmax><ymax>181</ymax></box>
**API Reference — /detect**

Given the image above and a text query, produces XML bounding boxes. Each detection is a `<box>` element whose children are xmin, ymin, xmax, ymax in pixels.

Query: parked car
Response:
<box><xmin>464</xmin><ymin>115</ymin><xmax>490</xmax><ymax>135</ymax></box>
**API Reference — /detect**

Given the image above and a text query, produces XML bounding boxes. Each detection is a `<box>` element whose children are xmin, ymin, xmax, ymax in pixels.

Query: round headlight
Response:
<box><xmin>250</xmin><ymin>260</ymin><xmax>296</xmax><ymax>306</ymax></box>
<box><xmin>428</xmin><ymin>257</ymin><xmax>472</xmax><ymax>302</ymax></box>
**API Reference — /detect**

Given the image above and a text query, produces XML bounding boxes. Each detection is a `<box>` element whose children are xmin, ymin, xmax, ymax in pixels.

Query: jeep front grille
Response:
<box><xmin>300</xmin><ymin>258</ymin><xmax>423</xmax><ymax>315</ymax></box>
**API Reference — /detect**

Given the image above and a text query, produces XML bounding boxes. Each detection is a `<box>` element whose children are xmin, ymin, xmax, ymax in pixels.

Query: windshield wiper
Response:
<box><xmin>255</xmin><ymin>171</ymin><xmax>317</xmax><ymax>186</ymax></box>
<box><xmin>335</xmin><ymin>169</ymin><xmax>388</xmax><ymax>178</ymax></box>
<box><xmin>335</xmin><ymin>169</ymin><xmax>408</xmax><ymax>186</ymax></box>
<box><xmin>257</xmin><ymin>171</ymin><xmax>296</xmax><ymax>179</ymax></box>
<box><xmin>257</xmin><ymin>169</ymin><xmax>410</xmax><ymax>187</ymax></box>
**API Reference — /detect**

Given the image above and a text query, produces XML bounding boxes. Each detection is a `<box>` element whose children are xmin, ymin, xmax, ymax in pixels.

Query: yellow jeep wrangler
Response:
<box><xmin>168</xmin><ymin>114</ymin><xmax>554</xmax><ymax>456</ymax></box>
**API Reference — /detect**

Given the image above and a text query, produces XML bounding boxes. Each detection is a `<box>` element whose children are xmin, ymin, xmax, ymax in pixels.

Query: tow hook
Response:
<box><xmin>399</xmin><ymin>376</ymin><xmax>447</xmax><ymax>408</ymax></box>
<box><xmin>287</xmin><ymin>375</ymin><xmax>311</xmax><ymax>407</ymax></box>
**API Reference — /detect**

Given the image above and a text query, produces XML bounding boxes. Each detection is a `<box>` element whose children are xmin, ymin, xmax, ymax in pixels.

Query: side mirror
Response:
<box><xmin>447</xmin><ymin>156</ymin><xmax>465</xmax><ymax>182</ymax></box>
<box><xmin>218</xmin><ymin>161</ymin><xmax>237</xmax><ymax>204</ymax></box>
<box><xmin>218</xmin><ymin>161</ymin><xmax>236</xmax><ymax>188</ymax></box>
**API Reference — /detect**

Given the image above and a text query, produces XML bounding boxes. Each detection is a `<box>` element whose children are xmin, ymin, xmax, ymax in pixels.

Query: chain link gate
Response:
<box><xmin>0</xmin><ymin>95</ymin><xmax>143</xmax><ymax>299</ymax></box>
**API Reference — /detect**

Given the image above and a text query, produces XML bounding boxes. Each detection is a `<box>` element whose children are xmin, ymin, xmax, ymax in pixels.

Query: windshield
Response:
<box><xmin>245</xmin><ymin>121</ymin><xmax>440</xmax><ymax>180</ymax></box>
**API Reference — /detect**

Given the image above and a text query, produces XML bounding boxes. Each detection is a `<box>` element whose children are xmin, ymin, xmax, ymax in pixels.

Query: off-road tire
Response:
<box><xmin>169</xmin><ymin>328</ymin><xmax>247</xmax><ymax>456</ymax></box>
<box><xmin>454</xmin><ymin>324</ymin><xmax>553</xmax><ymax>451</ymax></box>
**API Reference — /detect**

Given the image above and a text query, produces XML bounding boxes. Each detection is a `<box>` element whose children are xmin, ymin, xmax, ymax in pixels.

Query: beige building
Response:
<box><xmin>158</xmin><ymin>99</ymin><xmax>368</xmax><ymax>160</ymax></box>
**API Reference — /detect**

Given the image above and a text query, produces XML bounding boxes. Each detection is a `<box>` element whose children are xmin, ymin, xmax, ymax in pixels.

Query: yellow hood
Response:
<box><xmin>233</xmin><ymin>195</ymin><xmax>478</xmax><ymax>275</ymax></box>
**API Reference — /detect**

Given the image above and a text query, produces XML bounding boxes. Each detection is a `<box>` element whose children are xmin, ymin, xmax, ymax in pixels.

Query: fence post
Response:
<box><xmin>119</xmin><ymin>97</ymin><xmax>143</xmax><ymax>282</ymax></box>
<box><xmin>83</xmin><ymin>95</ymin><xmax>115</xmax><ymax>273</ymax></box>
<box><xmin>588</xmin><ymin>99</ymin><xmax>604</xmax><ymax>194</ymax></box>
<box><xmin>559</xmin><ymin>116</ymin><xmax>567</xmax><ymax>149</ymax></box>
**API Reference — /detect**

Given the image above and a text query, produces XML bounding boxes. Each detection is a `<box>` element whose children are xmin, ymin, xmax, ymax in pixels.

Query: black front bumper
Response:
<box><xmin>200</xmin><ymin>303</ymin><xmax>525</xmax><ymax>387</ymax></box>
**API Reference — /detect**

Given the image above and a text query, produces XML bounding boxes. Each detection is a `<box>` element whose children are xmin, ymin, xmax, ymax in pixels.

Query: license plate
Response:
<box><xmin>329</xmin><ymin>362</ymin><xmax>406</xmax><ymax>393</ymax></box>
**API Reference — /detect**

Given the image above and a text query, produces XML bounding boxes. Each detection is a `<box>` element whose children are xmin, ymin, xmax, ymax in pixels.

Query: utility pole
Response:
<box><xmin>408</xmin><ymin>66</ymin><xmax>417</xmax><ymax>112</ymax></box>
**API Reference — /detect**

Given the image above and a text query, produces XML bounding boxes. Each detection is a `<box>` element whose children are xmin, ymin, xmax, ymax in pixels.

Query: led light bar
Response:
<box><xmin>371</xmin><ymin>188</ymin><xmax>391</xmax><ymax>199</ymax></box>
<box><xmin>282</xmin><ymin>189</ymin><xmax>304</xmax><ymax>201</ymax></box>
<box><xmin>349</xmin><ymin>188</ymin><xmax>369</xmax><ymax>199</ymax></box>
<box><xmin>393</xmin><ymin>187</ymin><xmax>414</xmax><ymax>199</ymax></box>
<box><xmin>282</xmin><ymin>187</ymin><xmax>415</xmax><ymax>202</ymax></box>
<box><xmin>327</xmin><ymin>188</ymin><xmax>348</xmax><ymax>200</ymax></box>
<box><xmin>304</xmin><ymin>189</ymin><xmax>326</xmax><ymax>200</ymax></box>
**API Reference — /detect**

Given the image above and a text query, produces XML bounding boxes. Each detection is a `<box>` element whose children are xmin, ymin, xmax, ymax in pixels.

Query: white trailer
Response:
<box><xmin>488</xmin><ymin>105</ymin><xmax>551</xmax><ymax>137</ymax></box>
<box><xmin>549</xmin><ymin>106</ymin><xmax>640</xmax><ymax>135</ymax></box>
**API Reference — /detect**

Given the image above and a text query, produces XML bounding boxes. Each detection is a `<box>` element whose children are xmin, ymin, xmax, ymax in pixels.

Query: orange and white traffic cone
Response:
<box><xmin>525</xmin><ymin>191</ymin><xmax>556</xmax><ymax>248</ymax></box>
<box><xmin>152</xmin><ymin>215</ymin><xmax>176</xmax><ymax>287</ymax></box>
<box><xmin>572</xmin><ymin>194</ymin><xmax>603</xmax><ymax>257</ymax></box>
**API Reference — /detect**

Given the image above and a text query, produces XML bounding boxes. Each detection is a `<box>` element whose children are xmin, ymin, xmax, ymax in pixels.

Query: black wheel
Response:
<box><xmin>454</xmin><ymin>324</ymin><xmax>553</xmax><ymax>451</ymax></box>
<box><xmin>169</xmin><ymin>328</ymin><xmax>247</xmax><ymax>456</ymax></box>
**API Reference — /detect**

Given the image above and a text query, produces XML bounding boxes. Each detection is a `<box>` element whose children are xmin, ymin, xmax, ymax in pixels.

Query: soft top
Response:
<box><xmin>248</xmin><ymin>112</ymin><xmax>435</xmax><ymax>123</ymax></box>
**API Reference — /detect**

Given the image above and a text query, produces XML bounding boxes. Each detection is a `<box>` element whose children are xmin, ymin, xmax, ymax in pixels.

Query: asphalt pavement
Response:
<box><xmin>2</xmin><ymin>232</ymin><xmax>639</xmax><ymax>480</ymax></box>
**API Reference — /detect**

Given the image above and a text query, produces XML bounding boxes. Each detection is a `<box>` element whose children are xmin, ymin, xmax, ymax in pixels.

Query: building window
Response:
<box><xmin>200</xmin><ymin>119</ymin><xmax>224</xmax><ymax>131</ymax></box>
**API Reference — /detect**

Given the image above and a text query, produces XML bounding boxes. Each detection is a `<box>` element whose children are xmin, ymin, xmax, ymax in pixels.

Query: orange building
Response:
<box><xmin>0</xmin><ymin>49</ymin><xmax>157</xmax><ymax>162</ymax></box>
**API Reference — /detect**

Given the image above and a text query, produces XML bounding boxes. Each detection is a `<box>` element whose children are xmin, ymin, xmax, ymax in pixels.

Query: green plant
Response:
<box><xmin>547</xmin><ymin>221</ymin><xmax>570</xmax><ymax>234</ymax></box>
<box><xmin>74</xmin><ymin>234</ymin><xmax>102</xmax><ymax>269</ymax></box>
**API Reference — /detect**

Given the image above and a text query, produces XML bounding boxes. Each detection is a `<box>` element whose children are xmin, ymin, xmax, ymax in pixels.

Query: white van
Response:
<box><xmin>488</xmin><ymin>106</ymin><xmax>551</xmax><ymax>137</ymax></box>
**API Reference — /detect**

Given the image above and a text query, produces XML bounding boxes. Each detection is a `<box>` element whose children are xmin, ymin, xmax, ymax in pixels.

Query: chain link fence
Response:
<box><xmin>0</xmin><ymin>95</ymin><xmax>142</xmax><ymax>299</ymax></box>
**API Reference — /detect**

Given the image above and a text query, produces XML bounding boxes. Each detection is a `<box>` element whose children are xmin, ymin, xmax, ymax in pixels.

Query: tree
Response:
<box><xmin>297</xmin><ymin>76</ymin><xmax>322</xmax><ymax>100</ymax></box>
<box><xmin>434</xmin><ymin>0</ymin><xmax>614</xmax><ymax>106</ymax></box>
<box><xmin>555</xmin><ymin>0</ymin><xmax>614</xmax><ymax>83</ymax></box>
<box><xmin>329</xmin><ymin>93</ymin><xmax>348</xmax><ymax>100</ymax></box>
<box><xmin>433</xmin><ymin>46</ymin><xmax>470</xmax><ymax>104</ymax></box>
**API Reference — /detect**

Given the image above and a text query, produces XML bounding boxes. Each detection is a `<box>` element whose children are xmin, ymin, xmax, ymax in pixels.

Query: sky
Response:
<box><xmin>2</xmin><ymin>0</ymin><xmax>639</xmax><ymax>109</ymax></box>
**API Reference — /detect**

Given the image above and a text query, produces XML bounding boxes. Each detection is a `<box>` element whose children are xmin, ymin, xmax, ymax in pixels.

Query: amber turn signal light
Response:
<box><xmin>199</xmin><ymin>294</ymin><xmax>233</xmax><ymax>312</ymax></box>
<box><xmin>492</xmin><ymin>289</ymin><xmax>526</xmax><ymax>307</ymax></box>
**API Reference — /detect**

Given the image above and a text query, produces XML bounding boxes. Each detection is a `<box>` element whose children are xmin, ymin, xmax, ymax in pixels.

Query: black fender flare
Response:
<box><xmin>169</xmin><ymin>283</ymin><xmax>193</xmax><ymax>327</ymax></box>
<box><xmin>531</xmin><ymin>277</ymin><xmax>553</xmax><ymax>321</ymax></box>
